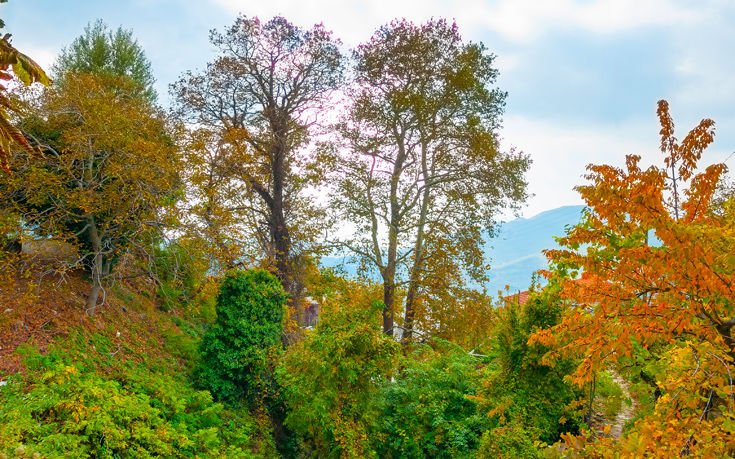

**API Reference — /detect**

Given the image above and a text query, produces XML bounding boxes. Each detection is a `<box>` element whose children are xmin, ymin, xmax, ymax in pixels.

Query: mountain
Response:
<box><xmin>481</xmin><ymin>205</ymin><xmax>585</xmax><ymax>293</ymax></box>
<box><xmin>321</xmin><ymin>204</ymin><xmax>586</xmax><ymax>294</ymax></box>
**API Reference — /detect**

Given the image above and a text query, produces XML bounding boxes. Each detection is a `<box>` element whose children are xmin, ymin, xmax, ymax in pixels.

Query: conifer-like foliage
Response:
<box><xmin>5</xmin><ymin>6</ymin><xmax>734</xmax><ymax>457</ymax></box>
<box><xmin>197</xmin><ymin>269</ymin><xmax>287</xmax><ymax>403</ymax></box>
<box><xmin>55</xmin><ymin>19</ymin><xmax>156</xmax><ymax>102</ymax></box>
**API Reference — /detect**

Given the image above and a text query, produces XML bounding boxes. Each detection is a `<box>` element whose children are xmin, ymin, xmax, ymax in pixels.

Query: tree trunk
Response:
<box><xmin>382</xmin><ymin>271</ymin><xmax>395</xmax><ymax>335</ymax></box>
<box><xmin>268</xmin><ymin>109</ymin><xmax>300</xmax><ymax>326</ymax></box>
<box><xmin>382</xmin><ymin>138</ymin><xmax>405</xmax><ymax>336</ymax></box>
<box><xmin>402</xmin><ymin>142</ymin><xmax>431</xmax><ymax>345</ymax></box>
<box><xmin>85</xmin><ymin>215</ymin><xmax>103</xmax><ymax>315</ymax></box>
<box><xmin>402</xmin><ymin>275</ymin><xmax>419</xmax><ymax>345</ymax></box>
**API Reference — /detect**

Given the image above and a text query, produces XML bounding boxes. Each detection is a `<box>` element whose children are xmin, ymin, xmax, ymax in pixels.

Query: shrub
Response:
<box><xmin>195</xmin><ymin>269</ymin><xmax>287</xmax><ymax>403</ymax></box>
<box><xmin>278</xmin><ymin>301</ymin><xmax>399</xmax><ymax>458</ymax></box>
<box><xmin>0</xmin><ymin>349</ymin><xmax>264</xmax><ymax>458</ymax></box>
<box><xmin>477</xmin><ymin>422</ymin><xmax>538</xmax><ymax>459</ymax></box>
<box><xmin>374</xmin><ymin>342</ymin><xmax>490</xmax><ymax>458</ymax></box>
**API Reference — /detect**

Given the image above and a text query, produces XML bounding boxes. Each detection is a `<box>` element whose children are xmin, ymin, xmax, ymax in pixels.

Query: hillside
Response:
<box><xmin>0</xmin><ymin>270</ymin><xmax>277</xmax><ymax>457</ymax></box>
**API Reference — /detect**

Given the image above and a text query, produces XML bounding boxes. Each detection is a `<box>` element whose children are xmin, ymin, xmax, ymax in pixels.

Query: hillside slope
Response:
<box><xmin>0</xmin><ymin>271</ymin><xmax>276</xmax><ymax>458</ymax></box>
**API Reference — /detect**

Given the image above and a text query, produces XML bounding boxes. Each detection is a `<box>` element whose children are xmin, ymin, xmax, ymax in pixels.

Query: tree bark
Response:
<box><xmin>402</xmin><ymin>140</ymin><xmax>431</xmax><ymax>345</ymax></box>
<box><xmin>266</xmin><ymin>109</ymin><xmax>298</xmax><ymax>315</ymax></box>
<box><xmin>85</xmin><ymin>214</ymin><xmax>103</xmax><ymax>315</ymax></box>
<box><xmin>382</xmin><ymin>270</ymin><xmax>395</xmax><ymax>335</ymax></box>
<box><xmin>382</xmin><ymin>134</ymin><xmax>406</xmax><ymax>335</ymax></box>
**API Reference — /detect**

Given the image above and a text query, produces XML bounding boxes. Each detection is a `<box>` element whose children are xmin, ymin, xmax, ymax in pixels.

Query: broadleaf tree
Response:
<box><xmin>531</xmin><ymin>100</ymin><xmax>735</xmax><ymax>455</ymax></box>
<box><xmin>172</xmin><ymin>15</ymin><xmax>343</xmax><ymax>315</ymax></box>
<box><xmin>332</xmin><ymin>19</ymin><xmax>529</xmax><ymax>339</ymax></box>
<box><xmin>1</xmin><ymin>73</ymin><xmax>179</xmax><ymax>313</ymax></box>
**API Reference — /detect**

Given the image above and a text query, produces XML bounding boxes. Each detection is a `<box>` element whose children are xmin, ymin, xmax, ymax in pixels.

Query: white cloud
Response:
<box><xmin>502</xmin><ymin>113</ymin><xmax>733</xmax><ymax>218</ymax></box>
<box><xmin>478</xmin><ymin>0</ymin><xmax>698</xmax><ymax>43</ymax></box>
<box><xmin>211</xmin><ymin>0</ymin><xmax>699</xmax><ymax>44</ymax></box>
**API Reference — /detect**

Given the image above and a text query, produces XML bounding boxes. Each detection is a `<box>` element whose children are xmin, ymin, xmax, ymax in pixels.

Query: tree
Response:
<box><xmin>196</xmin><ymin>269</ymin><xmax>286</xmax><ymax>403</ymax></box>
<box><xmin>0</xmin><ymin>0</ymin><xmax>51</xmax><ymax>172</ymax></box>
<box><xmin>1</xmin><ymin>73</ymin><xmax>179</xmax><ymax>313</ymax></box>
<box><xmin>482</xmin><ymin>286</ymin><xmax>581</xmax><ymax>447</ymax></box>
<box><xmin>332</xmin><ymin>19</ymin><xmax>529</xmax><ymax>337</ymax></box>
<box><xmin>0</xmin><ymin>21</ymin><xmax>177</xmax><ymax>313</ymax></box>
<box><xmin>172</xmin><ymin>16</ymin><xmax>343</xmax><ymax>310</ymax></box>
<box><xmin>531</xmin><ymin>101</ymin><xmax>735</xmax><ymax>455</ymax></box>
<box><xmin>54</xmin><ymin>19</ymin><xmax>156</xmax><ymax>102</ymax></box>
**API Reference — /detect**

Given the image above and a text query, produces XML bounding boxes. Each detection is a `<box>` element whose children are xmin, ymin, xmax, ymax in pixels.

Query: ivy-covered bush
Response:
<box><xmin>195</xmin><ymin>269</ymin><xmax>287</xmax><ymax>403</ymax></box>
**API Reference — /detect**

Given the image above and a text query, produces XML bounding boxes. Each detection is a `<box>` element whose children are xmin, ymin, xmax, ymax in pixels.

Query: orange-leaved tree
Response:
<box><xmin>532</xmin><ymin>100</ymin><xmax>734</xmax><ymax>456</ymax></box>
<box><xmin>0</xmin><ymin>1</ymin><xmax>51</xmax><ymax>172</ymax></box>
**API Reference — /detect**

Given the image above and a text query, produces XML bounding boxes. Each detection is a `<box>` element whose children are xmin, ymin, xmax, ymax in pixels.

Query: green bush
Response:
<box><xmin>278</xmin><ymin>301</ymin><xmax>399</xmax><ymax>458</ymax></box>
<box><xmin>195</xmin><ymin>269</ymin><xmax>286</xmax><ymax>403</ymax></box>
<box><xmin>373</xmin><ymin>342</ymin><xmax>490</xmax><ymax>459</ymax></box>
<box><xmin>0</xmin><ymin>349</ymin><xmax>263</xmax><ymax>458</ymax></box>
<box><xmin>477</xmin><ymin>422</ymin><xmax>538</xmax><ymax>458</ymax></box>
<box><xmin>483</xmin><ymin>287</ymin><xmax>582</xmax><ymax>445</ymax></box>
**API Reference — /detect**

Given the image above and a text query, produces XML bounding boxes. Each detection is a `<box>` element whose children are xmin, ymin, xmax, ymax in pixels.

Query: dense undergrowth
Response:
<box><xmin>0</xmin><ymin>269</ymin><xmax>276</xmax><ymax>458</ymax></box>
<box><xmin>0</xmin><ymin>265</ymin><xmax>604</xmax><ymax>458</ymax></box>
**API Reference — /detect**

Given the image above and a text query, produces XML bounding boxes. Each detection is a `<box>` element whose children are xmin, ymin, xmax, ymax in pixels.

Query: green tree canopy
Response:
<box><xmin>54</xmin><ymin>19</ymin><xmax>156</xmax><ymax>101</ymax></box>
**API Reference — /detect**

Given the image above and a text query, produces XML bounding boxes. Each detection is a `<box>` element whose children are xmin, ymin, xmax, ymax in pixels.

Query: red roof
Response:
<box><xmin>504</xmin><ymin>290</ymin><xmax>531</xmax><ymax>306</ymax></box>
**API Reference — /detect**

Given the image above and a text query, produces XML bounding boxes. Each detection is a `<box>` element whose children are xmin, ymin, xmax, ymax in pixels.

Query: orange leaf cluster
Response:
<box><xmin>532</xmin><ymin>101</ymin><xmax>735</xmax><ymax>454</ymax></box>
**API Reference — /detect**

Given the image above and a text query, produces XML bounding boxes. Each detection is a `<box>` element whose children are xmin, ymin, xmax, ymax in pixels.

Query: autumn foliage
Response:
<box><xmin>2</xmin><ymin>4</ymin><xmax>735</xmax><ymax>457</ymax></box>
<box><xmin>532</xmin><ymin>100</ymin><xmax>734</xmax><ymax>455</ymax></box>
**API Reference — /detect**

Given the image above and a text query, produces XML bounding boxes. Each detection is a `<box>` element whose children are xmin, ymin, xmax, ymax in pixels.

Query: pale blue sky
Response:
<box><xmin>3</xmin><ymin>0</ymin><xmax>733</xmax><ymax>216</ymax></box>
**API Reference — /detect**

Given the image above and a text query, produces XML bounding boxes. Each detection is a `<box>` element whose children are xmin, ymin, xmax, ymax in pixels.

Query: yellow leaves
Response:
<box><xmin>64</xmin><ymin>365</ymin><xmax>78</xmax><ymax>375</ymax></box>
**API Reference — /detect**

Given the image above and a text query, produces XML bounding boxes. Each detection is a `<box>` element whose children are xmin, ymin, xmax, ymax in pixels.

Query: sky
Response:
<box><xmin>3</xmin><ymin>0</ymin><xmax>734</xmax><ymax>218</ymax></box>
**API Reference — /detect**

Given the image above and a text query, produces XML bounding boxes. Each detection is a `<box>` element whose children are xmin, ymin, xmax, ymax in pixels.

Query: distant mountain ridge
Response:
<box><xmin>481</xmin><ymin>205</ymin><xmax>585</xmax><ymax>293</ymax></box>
<box><xmin>321</xmin><ymin>205</ymin><xmax>586</xmax><ymax>294</ymax></box>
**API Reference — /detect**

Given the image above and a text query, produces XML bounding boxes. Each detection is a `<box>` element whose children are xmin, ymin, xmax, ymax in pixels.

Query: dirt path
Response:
<box><xmin>609</xmin><ymin>370</ymin><xmax>637</xmax><ymax>438</ymax></box>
